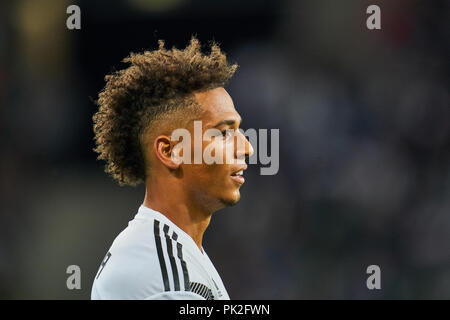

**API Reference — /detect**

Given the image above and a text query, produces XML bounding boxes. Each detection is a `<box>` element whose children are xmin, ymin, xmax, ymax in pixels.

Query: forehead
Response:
<box><xmin>194</xmin><ymin>87</ymin><xmax>240</xmax><ymax>125</ymax></box>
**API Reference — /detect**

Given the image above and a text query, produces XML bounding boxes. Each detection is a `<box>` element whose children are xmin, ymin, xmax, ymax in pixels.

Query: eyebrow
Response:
<box><xmin>212</xmin><ymin>117</ymin><xmax>242</xmax><ymax>128</ymax></box>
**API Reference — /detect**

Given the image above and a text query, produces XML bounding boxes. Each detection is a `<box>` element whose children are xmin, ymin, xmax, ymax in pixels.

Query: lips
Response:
<box><xmin>231</xmin><ymin>170</ymin><xmax>243</xmax><ymax>176</ymax></box>
<box><xmin>231</xmin><ymin>165</ymin><xmax>247</xmax><ymax>175</ymax></box>
<box><xmin>230</xmin><ymin>165</ymin><xmax>247</xmax><ymax>185</ymax></box>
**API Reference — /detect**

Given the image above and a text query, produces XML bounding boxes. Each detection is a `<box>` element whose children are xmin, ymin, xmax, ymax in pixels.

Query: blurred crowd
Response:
<box><xmin>0</xmin><ymin>0</ymin><xmax>448</xmax><ymax>299</ymax></box>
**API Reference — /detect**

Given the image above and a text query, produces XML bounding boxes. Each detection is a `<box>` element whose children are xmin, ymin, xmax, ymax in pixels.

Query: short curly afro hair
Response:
<box><xmin>93</xmin><ymin>36</ymin><xmax>238</xmax><ymax>186</ymax></box>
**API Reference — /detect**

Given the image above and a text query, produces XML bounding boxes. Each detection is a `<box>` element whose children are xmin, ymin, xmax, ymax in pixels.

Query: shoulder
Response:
<box><xmin>91</xmin><ymin>216</ymin><xmax>163</xmax><ymax>299</ymax></box>
<box><xmin>91</xmin><ymin>212</ymin><xmax>203</xmax><ymax>300</ymax></box>
<box><xmin>91</xmin><ymin>206</ymin><xmax>227</xmax><ymax>300</ymax></box>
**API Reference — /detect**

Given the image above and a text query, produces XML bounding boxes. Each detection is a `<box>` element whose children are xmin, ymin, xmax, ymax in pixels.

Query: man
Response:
<box><xmin>91</xmin><ymin>37</ymin><xmax>253</xmax><ymax>300</ymax></box>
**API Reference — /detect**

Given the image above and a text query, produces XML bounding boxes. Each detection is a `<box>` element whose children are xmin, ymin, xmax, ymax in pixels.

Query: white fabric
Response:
<box><xmin>91</xmin><ymin>205</ymin><xmax>230</xmax><ymax>300</ymax></box>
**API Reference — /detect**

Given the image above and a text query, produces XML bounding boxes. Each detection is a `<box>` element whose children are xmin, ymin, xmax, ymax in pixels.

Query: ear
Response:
<box><xmin>153</xmin><ymin>135</ymin><xmax>181</xmax><ymax>170</ymax></box>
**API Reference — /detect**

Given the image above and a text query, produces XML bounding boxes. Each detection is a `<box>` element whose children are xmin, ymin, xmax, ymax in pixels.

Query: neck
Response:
<box><xmin>143</xmin><ymin>176</ymin><xmax>212</xmax><ymax>252</ymax></box>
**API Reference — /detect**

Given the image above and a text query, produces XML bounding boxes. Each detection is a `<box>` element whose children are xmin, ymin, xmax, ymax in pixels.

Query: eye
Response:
<box><xmin>221</xmin><ymin>129</ymin><xmax>234</xmax><ymax>139</ymax></box>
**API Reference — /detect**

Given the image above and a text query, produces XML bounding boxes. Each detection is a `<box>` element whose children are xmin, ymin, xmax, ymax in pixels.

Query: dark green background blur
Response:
<box><xmin>0</xmin><ymin>0</ymin><xmax>449</xmax><ymax>299</ymax></box>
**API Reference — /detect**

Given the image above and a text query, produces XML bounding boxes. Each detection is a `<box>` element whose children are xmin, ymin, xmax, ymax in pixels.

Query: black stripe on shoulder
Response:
<box><xmin>189</xmin><ymin>282</ymin><xmax>215</xmax><ymax>300</ymax></box>
<box><xmin>163</xmin><ymin>224</ymin><xmax>180</xmax><ymax>291</ymax></box>
<box><xmin>173</xmin><ymin>231</ymin><xmax>190</xmax><ymax>291</ymax></box>
<box><xmin>154</xmin><ymin>219</ymin><xmax>170</xmax><ymax>291</ymax></box>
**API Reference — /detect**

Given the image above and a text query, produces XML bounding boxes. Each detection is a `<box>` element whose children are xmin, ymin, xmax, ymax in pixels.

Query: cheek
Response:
<box><xmin>182</xmin><ymin>140</ymin><xmax>233</xmax><ymax>190</ymax></box>
<box><xmin>202</xmin><ymin>164</ymin><xmax>228</xmax><ymax>185</ymax></box>
<box><xmin>203</xmin><ymin>138</ymin><xmax>235</xmax><ymax>164</ymax></box>
<box><xmin>184</xmin><ymin>164</ymin><xmax>223</xmax><ymax>183</ymax></box>
<box><xmin>185</xmin><ymin>164</ymin><xmax>232</xmax><ymax>195</ymax></box>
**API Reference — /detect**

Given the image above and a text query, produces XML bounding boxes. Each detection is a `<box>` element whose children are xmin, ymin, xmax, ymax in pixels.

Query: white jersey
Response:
<box><xmin>91</xmin><ymin>205</ymin><xmax>230</xmax><ymax>300</ymax></box>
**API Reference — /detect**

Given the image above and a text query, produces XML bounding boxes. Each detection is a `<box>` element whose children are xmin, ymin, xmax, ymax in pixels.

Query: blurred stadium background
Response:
<box><xmin>0</xmin><ymin>0</ymin><xmax>449</xmax><ymax>299</ymax></box>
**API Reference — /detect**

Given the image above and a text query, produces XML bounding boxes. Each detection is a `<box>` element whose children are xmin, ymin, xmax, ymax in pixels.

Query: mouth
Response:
<box><xmin>230</xmin><ymin>165</ymin><xmax>247</xmax><ymax>185</ymax></box>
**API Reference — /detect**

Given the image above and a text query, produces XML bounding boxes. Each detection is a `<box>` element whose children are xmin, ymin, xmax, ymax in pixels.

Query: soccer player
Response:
<box><xmin>91</xmin><ymin>37</ymin><xmax>253</xmax><ymax>300</ymax></box>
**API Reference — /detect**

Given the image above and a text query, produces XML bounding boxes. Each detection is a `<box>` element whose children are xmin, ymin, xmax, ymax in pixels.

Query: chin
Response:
<box><xmin>218</xmin><ymin>191</ymin><xmax>241</xmax><ymax>207</ymax></box>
